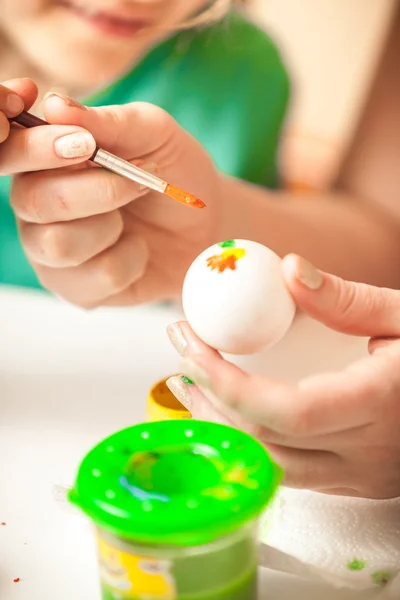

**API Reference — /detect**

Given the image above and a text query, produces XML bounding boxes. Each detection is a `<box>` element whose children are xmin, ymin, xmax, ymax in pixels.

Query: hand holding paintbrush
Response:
<box><xmin>10</xmin><ymin>110</ymin><xmax>205</xmax><ymax>210</ymax></box>
<box><xmin>0</xmin><ymin>81</ymin><xmax>219</xmax><ymax>307</ymax></box>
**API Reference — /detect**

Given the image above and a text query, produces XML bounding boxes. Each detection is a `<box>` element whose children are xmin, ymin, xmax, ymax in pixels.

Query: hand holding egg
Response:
<box><xmin>182</xmin><ymin>240</ymin><xmax>295</xmax><ymax>354</ymax></box>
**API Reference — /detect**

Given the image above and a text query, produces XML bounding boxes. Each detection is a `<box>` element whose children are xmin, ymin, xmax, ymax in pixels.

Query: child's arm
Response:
<box><xmin>217</xmin><ymin>174</ymin><xmax>400</xmax><ymax>288</ymax></box>
<box><xmin>218</xmin><ymin>11</ymin><xmax>400</xmax><ymax>288</ymax></box>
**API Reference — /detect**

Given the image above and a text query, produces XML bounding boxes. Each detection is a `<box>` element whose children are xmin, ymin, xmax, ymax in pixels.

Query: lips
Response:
<box><xmin>57</xmin><ymin>1</ymin><xmax>151</xmax><ymax>37</ymax></box>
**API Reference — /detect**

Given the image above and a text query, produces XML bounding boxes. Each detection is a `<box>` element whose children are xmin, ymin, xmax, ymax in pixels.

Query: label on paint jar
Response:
<box><xmin>97</xmin><ymin>535</ymin><xmax>177</xmax><ymax>600</ymax></box>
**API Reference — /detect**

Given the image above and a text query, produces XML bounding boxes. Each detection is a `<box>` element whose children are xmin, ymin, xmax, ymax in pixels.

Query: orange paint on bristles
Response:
<box><xmin>164</xmin><ymin>184</ymin><xmax>206</xmax><ymax>209</ymax></box>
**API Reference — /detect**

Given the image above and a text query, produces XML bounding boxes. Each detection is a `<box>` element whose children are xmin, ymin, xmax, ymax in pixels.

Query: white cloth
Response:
<box><xmin>259</xmin><ymin>488</ymin><xmax>400</xmax><ymax>596</ymax></box>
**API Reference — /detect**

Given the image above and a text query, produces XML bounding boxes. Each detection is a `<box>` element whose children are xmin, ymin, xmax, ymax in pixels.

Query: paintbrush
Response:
<box><xmin>9</xmin><ymin>111</ymin><xmax>206</xmax><ymax>209</ymax></box>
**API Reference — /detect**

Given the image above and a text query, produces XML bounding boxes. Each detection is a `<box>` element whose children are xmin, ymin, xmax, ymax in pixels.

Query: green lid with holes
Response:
<box><xmin>69</xmin><ymin>420</ymin><xmax>283</xmax><ymax>546</ymax></box>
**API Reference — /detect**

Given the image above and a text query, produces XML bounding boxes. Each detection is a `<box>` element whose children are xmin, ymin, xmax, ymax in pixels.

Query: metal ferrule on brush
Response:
<box><xmin>92</xmin><ymin>148</ymin><xmax>167</xmax><ymax>193</ymax></box>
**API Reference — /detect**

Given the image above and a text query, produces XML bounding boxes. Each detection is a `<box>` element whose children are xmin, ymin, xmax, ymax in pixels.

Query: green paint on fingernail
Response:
<box><xmin>181</xmin><ymin>376</ymin><xmax>194</xmax><ymax>385</ymax></box>
<box><xmin>347</xmin><ymin>559</ymin><xmax>367</xmax><ymax>571</ymax></box>
<box><xmin>218</xmin><ymin>240</ymin><xmax>236</xmax><ymax>248</ymax></box>
<box><xmin>371</xmin><ymin>570</ymin><xmax>392</xmax><ymax>586</ymax></box>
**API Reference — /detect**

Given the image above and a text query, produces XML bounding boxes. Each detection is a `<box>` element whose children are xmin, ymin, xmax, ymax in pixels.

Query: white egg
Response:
<box><xmin>182</xmin><ymin>239</ymin><xmax>295</xmax><ymax>355</ymax></box>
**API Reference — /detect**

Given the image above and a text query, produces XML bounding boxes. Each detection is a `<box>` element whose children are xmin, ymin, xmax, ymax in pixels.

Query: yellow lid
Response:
<box><xmin>146</xmin><ymin>376</ymin><xmax>192</xmax><ymax>422</ymax></box>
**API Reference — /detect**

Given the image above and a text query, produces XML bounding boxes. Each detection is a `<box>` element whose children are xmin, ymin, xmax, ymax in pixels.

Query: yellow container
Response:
<box><xmin>146</xmin><ymin>376</ymin><xmax>192</xmax><ymax>422</ymax></box>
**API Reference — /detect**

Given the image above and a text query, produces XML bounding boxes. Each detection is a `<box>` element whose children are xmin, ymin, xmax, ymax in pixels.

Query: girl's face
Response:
<box><xmin>1</xmin><ymin>0</ymin><xmax>208</xmax><ymax>90</ymax></box>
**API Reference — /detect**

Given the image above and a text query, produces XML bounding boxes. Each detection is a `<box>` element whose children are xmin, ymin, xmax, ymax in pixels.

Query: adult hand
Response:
<box><xmin>3</xmin><ymin>82</ymin><xmax>220</xmax><ymax>306</ymax></box>
<box><xmin>166</xmin><ymin>254</ymin><xmax>400</xmax><ymax>499</ymax></box>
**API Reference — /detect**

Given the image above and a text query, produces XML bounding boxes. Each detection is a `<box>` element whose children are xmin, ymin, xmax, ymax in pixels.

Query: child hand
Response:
<box><xmin>4</xmin><ymin>88</ymin><xmax>220</xmax><ymax>306</ymax></box>
<box><xmin>166</xmin><ymin>254</ymin><xmax>400</xmax><ymax>500</ymax></box>
<box><xmin>0</xmin><ymin>79</ymin><xmax>38</xmax><ymax>142</ymax></box>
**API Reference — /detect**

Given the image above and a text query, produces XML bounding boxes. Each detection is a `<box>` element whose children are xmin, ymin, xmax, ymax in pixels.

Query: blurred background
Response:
<box><xmin>250</xmin><ymin>0</ymin><xmax>396</xmax><ymax>191</ymax></box>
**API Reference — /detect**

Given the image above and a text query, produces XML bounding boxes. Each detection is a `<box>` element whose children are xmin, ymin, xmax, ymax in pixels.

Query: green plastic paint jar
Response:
<box><xmin>69</xmin><ymin>420</ymin><xmax>283</xmax><ymax>600</ymax></box>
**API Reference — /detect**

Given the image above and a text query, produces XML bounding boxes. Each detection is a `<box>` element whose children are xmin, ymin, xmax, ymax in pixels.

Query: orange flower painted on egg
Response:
<box><xmin>206</xmin><ymin>240</ymin><xmax>246</xmax><ymax>273</ymax></box>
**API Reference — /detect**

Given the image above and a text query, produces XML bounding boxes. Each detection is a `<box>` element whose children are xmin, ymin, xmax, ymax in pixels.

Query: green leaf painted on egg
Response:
<box><xmin>218</xmin><ymin>240</ymin><xmax>236</xmax><ymax>248</ymax></box>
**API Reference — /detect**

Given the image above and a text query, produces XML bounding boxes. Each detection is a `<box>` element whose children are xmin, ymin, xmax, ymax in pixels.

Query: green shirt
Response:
<box><xmin>0</xmin><ymin>12</ymin><xmax>290</xmax><ymax>289</ymax></box>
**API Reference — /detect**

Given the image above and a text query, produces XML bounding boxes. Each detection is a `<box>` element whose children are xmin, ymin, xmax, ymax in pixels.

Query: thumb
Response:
<box><xmin>2</xmin><ymin>78</ymin><xmax>38</xmax><ymax>112</ymax></box>
<box><xmin>281</xmin><ymin>254</ymin><xmax>400</xmax><ymax>337</ymax></box>
<box><xmin>42</xmin><ymin>93</ymin><xmax>173</xmax><ymax>157</ymax></box>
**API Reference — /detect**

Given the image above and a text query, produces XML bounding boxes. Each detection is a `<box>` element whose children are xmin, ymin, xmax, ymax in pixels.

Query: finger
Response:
<box><xmin>1</xmin><ymin>78</ymin><xmax>38</xmax><ymax>112</ymax></box>
<box><xmin>166</xmin><ymin>375</ymin><xmax>242</xmax><ymax>426</ymax></box>
<box><xmin>282</xmin><ymin>254</ymin><xmax>400</xmax><ymax>337</ymax></box>
<box><xmin>167</xmin><ymin>371</ymin><xmax>361</xmax><ymax>452</ymax></box>
<box><xmin>33</xmin><ymin>234</ymin><xmax>149</xmax><ymax>307</ymax></box>
<box><xmin>0</xmin><ymin>80</ymin><xmax>32</xmax><ymax>118</ymax></box>
<box><xmin>92</xmin><ymin>250</ymin><xmax>187</xmax><ymax>308</ymax></box>
<box><xmin>368</xmin><ymin>336</ymin><xmax>400</xmax><ymax>355</ymax></box>
<box><xmin>0</xmin><ymin>112</ymin><xmax>10</xmax><ymax>144</ymax></box>
<box><xmin>91</xmin><ymin>277</ymin><xmax>178</xmax><ymax>307</ymax></box>
<box><xmin>173</xmin><ymin>322</ymin><xmax>380</xmax><ymax>436</ymax></box>
<box><xmin>179</xmin><ymin>353</ymin><xmax>304</xmax><ymax>436</ymax></box>
<box><xmin>12</xmin><ymin>164</ymin><xmax>149</xmax><ymax>224</ymax></box>
<box><xmin>43</xmin><ymin>93</ymin><xmax>173</xmax><ymax>157</ymax></box>
<box><xmin>19</xmin><ymin>211</ymin><xmax>123</xmax><ymax>268</ymax></box>
<box><xmin>0</xmin><ymin>124</ymin><xmax>96</xmax><ymax>175</ymax></box>
<box><xmin>0</xmin><ymin>79</ymin><xmax>38</xmax><ymax>144</ymax></box>
<box><xmin>166</xmin><ymin>375</ymin><xmax>304</xmax><ymax>454</ymax></box>
<box><xmin>264</xmin><ymin>444</ymin><xmax>345</xmax><ymax>491</ymax></box>
<box><xmin>167</xmin><ymin>320</ymin><xmax>221</xmax><ymax>361</ymax></box>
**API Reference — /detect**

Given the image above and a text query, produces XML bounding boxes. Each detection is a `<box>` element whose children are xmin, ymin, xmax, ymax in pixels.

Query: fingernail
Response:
<box><xmin>54</xmin><ymin>132</ymin><xmax>96</xmax><ymax>159</ymax></box>
<box><xmin>181</xmin><ymin>358</ymin><xmax>211</xmax><ymax>389</ymax></box>
<box><xmin>167</xmin><ymin>323</ymin><xmax>187</xmax><ymax>356</ymax></box>
<box><xmin>138</xmin><ymin>162</ymin><xmax>159</xmax><ymax>191</ymax></box>
<box><xmin>44</xmin><ymin>92</ymin><xmax>87</xmax><ymax>110</ymax></box>
<box><xmin>296</xmin><ymin>257</ymin><xmax>323</xmax><ymax>290</ymax></box>
<box><xmin>166</xmin><ymin>375</ymin><xmax>195</xmax><ymax>410</ymax></box>
<box><xmin>6</xmin><ymin>93</ymin><xmax>24</xmax><ymax>116</ymax></box>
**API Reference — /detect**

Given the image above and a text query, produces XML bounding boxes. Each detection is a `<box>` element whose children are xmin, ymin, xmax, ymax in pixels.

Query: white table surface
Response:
<box><xmin>0</xmin><ymin>286</ymin><xmax>380</xmax><ymax>600</ymax></box>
